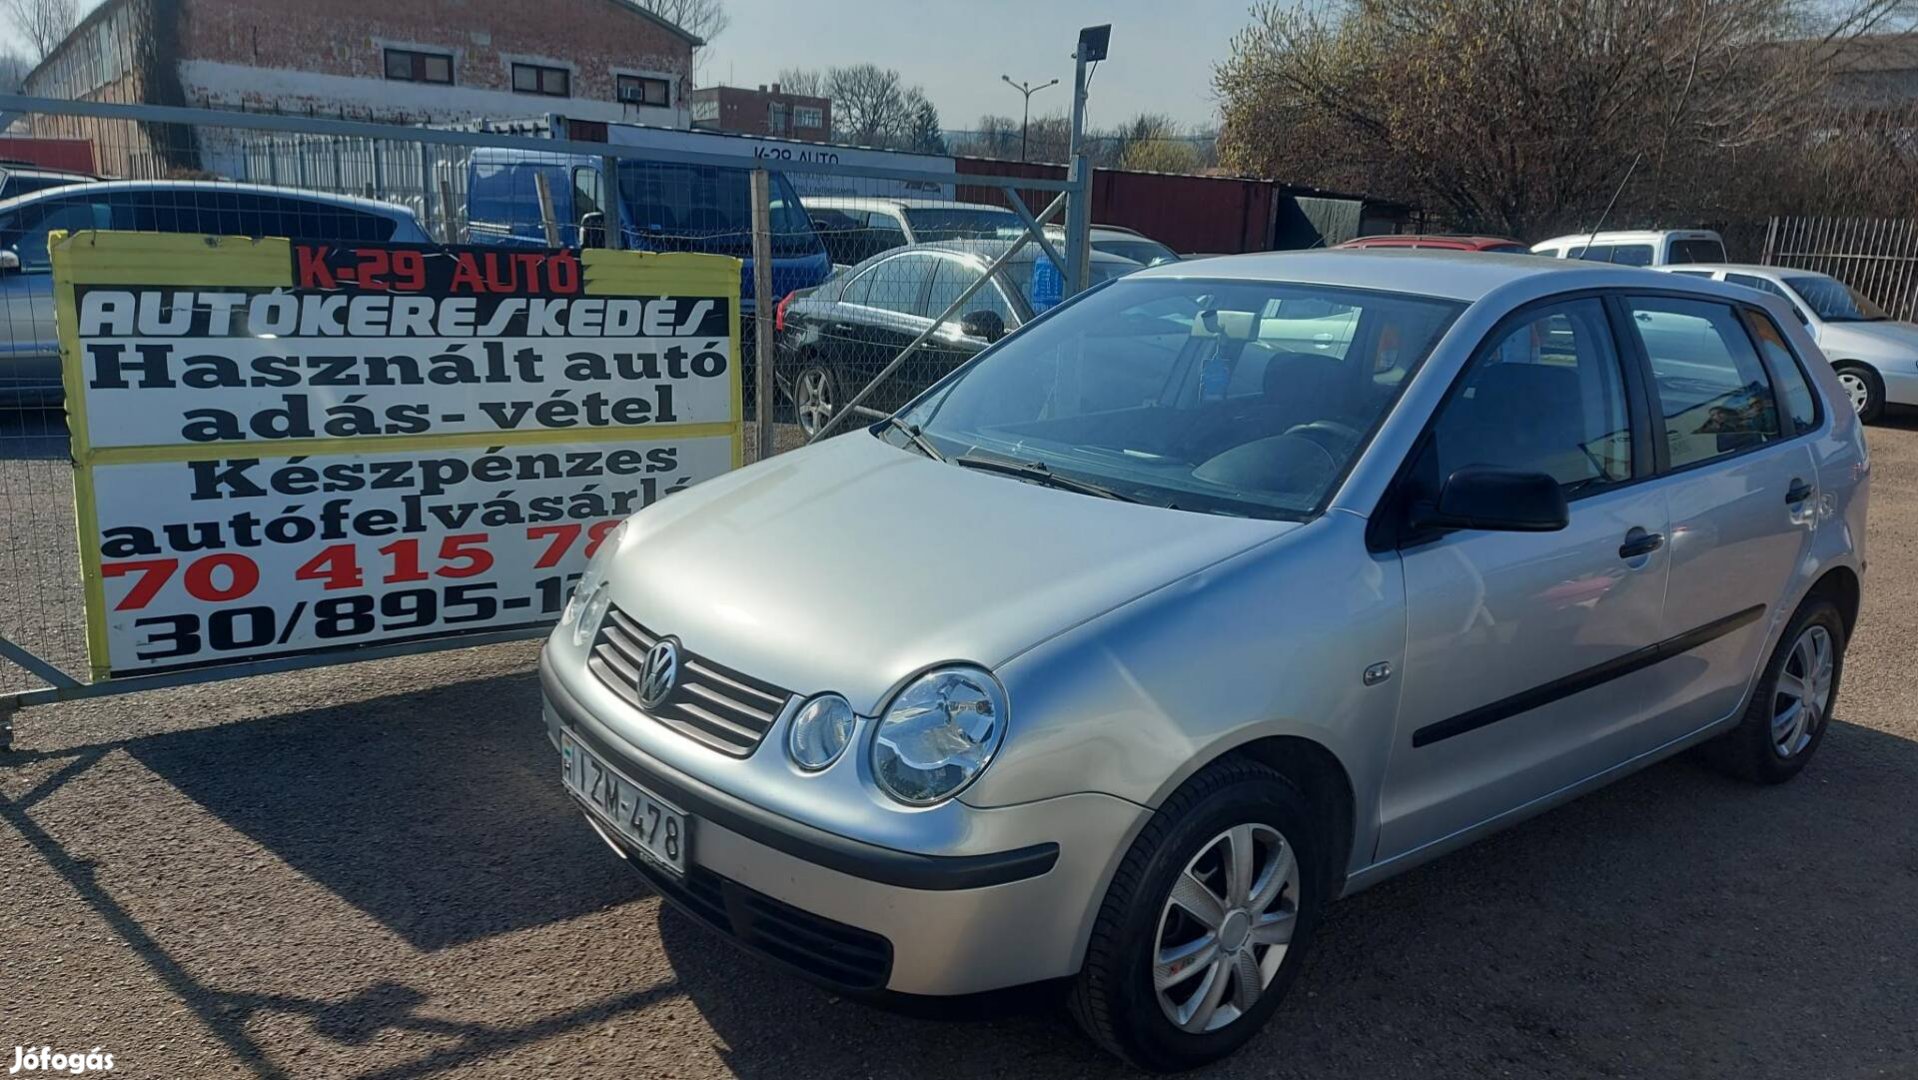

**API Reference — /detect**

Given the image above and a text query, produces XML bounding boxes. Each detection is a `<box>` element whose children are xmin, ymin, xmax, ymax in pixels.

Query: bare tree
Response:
<box><xmin>0</xmin><ymin>46</ymin><xmax>31</xmax><ymax>91</ymax></box>
<box><xmin>775</xmin><ymin>67</ymin><xmax>825</xmax><ymax>98</ymax></box>
<box><xmin>4</xmin><ymin>0</ymin><xmax>77</xmax><ymax>63</ymax></box>
<box><xmin>626</xmin><ymin>0</ymin><xmax>728</xmax><ymax>42</ymax></box>
<box><xmin>826</xmin><ymin>63</ymin><xmax>908</xmax><ymax>146</ymax></box>
<box><xmin>1212</xmin><ymin>0</ymin><xmax>1903</xmax><ymax>237</ymax></box>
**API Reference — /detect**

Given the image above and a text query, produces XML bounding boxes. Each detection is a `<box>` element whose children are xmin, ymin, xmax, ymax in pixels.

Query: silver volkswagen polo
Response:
<box><xmin>540</xmin><ymin>251</ymin><xmax>1867</xmax><ymax>1071</ymax></box>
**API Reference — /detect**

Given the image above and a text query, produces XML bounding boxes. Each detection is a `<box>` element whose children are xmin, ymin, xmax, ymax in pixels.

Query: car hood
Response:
<box><xmin>600</xmin><ymin>432</ymin><xmax>1292</xmax><ymax>712</ymax></box>
<box><xmin>1819</xmin><ymin>319</ymin><xmax>1918</xmax><ymax>358</ymax></box>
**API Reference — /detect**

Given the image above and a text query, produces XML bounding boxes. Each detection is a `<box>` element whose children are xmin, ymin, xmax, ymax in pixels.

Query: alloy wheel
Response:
<box><xmin>795</xmin><ymin>367</ymin><xmax>834</xmax><ymax>436</ymax></box>
<box><xmin>1153</xmin><ymin>823</ymin><xmax>1300</xmax><ymax>1034</ymax></box>
<box><xmin>1772</xmin><ymin>624</ymin><xmax>1834</xmax><ymax>758</ymax></box>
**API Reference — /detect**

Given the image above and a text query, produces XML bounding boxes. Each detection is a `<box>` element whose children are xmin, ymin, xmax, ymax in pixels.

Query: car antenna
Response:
<box><xmin>1579</xmin><ymin>152</ymin><xmax>1643</xmax><ymax>257</ymax></box>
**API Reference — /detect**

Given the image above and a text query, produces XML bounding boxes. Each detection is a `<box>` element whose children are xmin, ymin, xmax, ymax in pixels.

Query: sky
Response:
<box><xmin>701</xmin><ymin>0</ymin><xmax>1243</xmax><ymax>132</ymax></box>
<box><xmin>5</xmin><ymin>0</ymin><xmax>1244</xmax><ymax>130</ymax></box>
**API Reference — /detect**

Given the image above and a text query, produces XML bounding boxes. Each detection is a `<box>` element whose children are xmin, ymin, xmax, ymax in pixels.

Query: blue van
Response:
<box><xmin>464</xmin><ymin>148</ymin><xmax>830</xmax><ymax>308</ymax></box>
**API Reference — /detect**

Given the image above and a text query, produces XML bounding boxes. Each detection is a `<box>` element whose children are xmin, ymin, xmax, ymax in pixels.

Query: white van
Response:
<box><xmin>1530</xmin><ymin>229</ymin><xmax>1725</xmax><ymax>267</ymax></box>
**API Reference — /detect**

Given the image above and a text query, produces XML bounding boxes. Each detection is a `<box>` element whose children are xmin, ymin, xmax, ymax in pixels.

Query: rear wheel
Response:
<box><xmin>1696</xmin><ymin>597</ymin><xmax>1844</xmax><ymax>785</ymax></box>
<box><xmin>792</xmin><ymin>362</ymin><xmax>838</xmax><ymax>437</ymax></box>
<box><xmin>1834</xmin><ymin>362</ymin><xmax>1884</xmax><ymax>423</ymax></box>
<box><xmin>1069</xmin><ymin>759</ymin><xmax>1327</xmax><ymax>1072</ymax></box>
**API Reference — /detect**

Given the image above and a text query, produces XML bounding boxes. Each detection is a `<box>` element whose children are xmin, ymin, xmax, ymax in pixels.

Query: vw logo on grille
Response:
<box><xmin>637</xmin><ymin>638</ymin><xmax>680</xmax><ymax>709</ymax></box>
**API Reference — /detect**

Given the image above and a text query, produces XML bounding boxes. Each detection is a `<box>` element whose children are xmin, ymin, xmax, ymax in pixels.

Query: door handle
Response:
<box><xmin>1619</xmin><ymin>530</ymin><xmax>1665</xmax><ymax>559</ymax></box>
<box><xmin>1785</xmin><ymin>478</ymin><xmax>1814</xmax><ymax>504</ymax></box>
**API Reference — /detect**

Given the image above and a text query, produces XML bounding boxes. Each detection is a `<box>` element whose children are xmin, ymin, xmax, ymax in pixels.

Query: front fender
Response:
<box><xmin>964</xmin><ymin>512</ymin><xmax>1405</xmax><ymax>881</ymax></box>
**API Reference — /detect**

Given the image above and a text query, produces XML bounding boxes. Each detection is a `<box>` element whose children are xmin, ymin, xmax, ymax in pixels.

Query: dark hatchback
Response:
<box><xmin>775</xmin><ymin>239</ymin><xmax>1141</xmax><ymax>435</ymax></box>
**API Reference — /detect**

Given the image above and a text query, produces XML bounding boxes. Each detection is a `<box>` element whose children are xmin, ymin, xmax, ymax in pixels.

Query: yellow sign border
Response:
<box><xmin>52</xmin><ymin>231</ymin><xmax>744</xmax><ymax>681</ymax></box>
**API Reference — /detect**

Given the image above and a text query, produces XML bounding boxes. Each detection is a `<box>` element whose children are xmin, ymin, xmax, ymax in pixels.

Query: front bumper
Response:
<box><xmin>540</xmin><ymin>649</ymin><xmax>1149</xmax><ymax>996</ymax></box>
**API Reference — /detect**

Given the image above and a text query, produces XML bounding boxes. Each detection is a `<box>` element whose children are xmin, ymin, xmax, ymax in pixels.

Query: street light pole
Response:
<box><xmin>1000</xmin><ymin>74</ymin><xmax>1058</xmax><ymax>162</ymax></box>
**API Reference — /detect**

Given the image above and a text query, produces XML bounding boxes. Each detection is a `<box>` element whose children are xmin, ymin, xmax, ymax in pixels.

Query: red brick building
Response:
<box><xmin>23</xmin><ymin>0</ymin><xmax>700</xmax><ymax>173</ymax></box>
<box><xmin>690</xmin><ymin>84</ymin><xmax>832</xmax><ymax>141</ymax></box>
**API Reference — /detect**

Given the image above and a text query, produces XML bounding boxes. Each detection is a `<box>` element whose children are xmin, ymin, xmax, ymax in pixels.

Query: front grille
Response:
<box><xmin>628</xmin><ymin>852</ymin><xmax>895</xmax><ymax>991</ymax></box>
<box><xmin>588</xmin><ymin>605</ymin><xmax>791</xmax><ymax>757</ymax></box>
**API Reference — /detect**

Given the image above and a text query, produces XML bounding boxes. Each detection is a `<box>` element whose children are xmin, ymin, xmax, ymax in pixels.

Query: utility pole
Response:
<box><xmin>1000</xmin><ymin>74</ymin><xmax>1058</xmax><ymax>162</ymax></box>
<box><xmin>1065</xmin><ymin>25</ymin><xmax>1109</xmax><ymax>294</ymax></box>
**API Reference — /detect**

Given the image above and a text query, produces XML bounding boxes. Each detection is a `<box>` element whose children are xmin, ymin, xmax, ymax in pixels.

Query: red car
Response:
<box><xmin>1338</xmin><ymin>234</ymin><xmax>1529</xmax><ymax>253</ymax></box>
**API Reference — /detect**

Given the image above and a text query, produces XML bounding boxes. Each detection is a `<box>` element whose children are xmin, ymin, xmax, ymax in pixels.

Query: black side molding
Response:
<box><xmin>540</xmin><ymin>649</ymin><xmax>1060</xmax><ymax>891</ymax></box>
<box><xmin>1412</xmin><ymin>604</ymin><xmax>1766</xmax><ymax>748</ymax></box>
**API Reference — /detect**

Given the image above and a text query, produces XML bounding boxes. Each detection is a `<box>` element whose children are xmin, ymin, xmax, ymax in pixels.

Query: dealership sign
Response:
<box><xmin>53</xmin><ymin>232</ymin><xmax>741</xmax><ymax>679</ymax></box>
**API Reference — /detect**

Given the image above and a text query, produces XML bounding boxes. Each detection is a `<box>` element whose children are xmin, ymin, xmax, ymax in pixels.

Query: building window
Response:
<box><xmin>794</xmin><ymin>105</ymin><xmax>824</xmax><ymax>129</ymax></box>
<box><xmin>385</xmin><ymin>48</ymin><xmax>453</xmax><ymax>85</ymax></box>
<box><xmin>616</xmin><ymin>74</ymin><xmax>671</xmax><ymax>107</ymax></box>
<box><xmin>513</xmin><ymin>62</ymin><xmax>572</xmax><ymax>97</ymax></box>
<box><xmin>768</xmin><ymin>102</ymin><xmax>789</xmax><ymax>134</ymax></box>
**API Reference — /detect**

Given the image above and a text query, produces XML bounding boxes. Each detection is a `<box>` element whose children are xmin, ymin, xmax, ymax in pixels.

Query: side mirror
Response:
<box><xmin>960</xmin><ymin>309</ymin><xmax>1006</xmax><ymax>343</ymax></box>
<box><xmin>0</xmin><ymin>249</ymin><xmax>19</xmax><ymax>274</ymax></box>
<box><xmin>1413</xmin><ymin>467</ymin><xmax>1569</xmax><ymax>533</ymax></box>
<box><xmin>578</xmin><ymin>211</ymin><xmax>606</xmax><ymax>249</ymax></box>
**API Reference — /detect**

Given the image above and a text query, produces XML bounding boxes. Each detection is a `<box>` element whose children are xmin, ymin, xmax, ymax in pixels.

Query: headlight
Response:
<box><xmin>788</xmin><ymin>693</ymin><xmax>855</xmax><ymax>771</ymax></box>
<box><xmin>563</xmin><ymin>520</ymin><xmax>627</xmax><ymax>646</ymax></box>
<box><xmin>871</xmin><ymin>667</ymin><xmax>1007</xmax><ymax>805</ymax></box>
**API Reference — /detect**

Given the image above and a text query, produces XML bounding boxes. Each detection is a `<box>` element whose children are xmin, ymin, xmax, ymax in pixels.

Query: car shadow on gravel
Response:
<box><xmin>656</xmin><ymin>718</ymin><xmax>1918</xmax><ymax>1080</ymax></box>
<box><xmin>120</xmin><ymin>670</ymin><xmax>650</xmax><ymax>952</ymax></box>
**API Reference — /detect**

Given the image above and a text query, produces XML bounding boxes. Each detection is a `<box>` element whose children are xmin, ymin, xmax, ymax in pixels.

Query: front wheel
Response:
<box><xmin>1068</xmin><ymin>759</ymin><xmax>1327</xmax><ymax>1071</ymax></box>
<box><xmin>1834</xmin><ymin>362</ymin><xmax>1884</xmax><ymax>423</ymax></box>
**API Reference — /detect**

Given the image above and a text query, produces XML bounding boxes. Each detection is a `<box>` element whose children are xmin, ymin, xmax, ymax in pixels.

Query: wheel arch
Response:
<box><xmin>1806</xmin><ymin>564</ymin><xmax>1862</xmax><ymax>638</ymax></box>
<box><xmin>1211</xmin><ymin>734</ymin><xmax>1359</xmax><ymax>897</ymax></box>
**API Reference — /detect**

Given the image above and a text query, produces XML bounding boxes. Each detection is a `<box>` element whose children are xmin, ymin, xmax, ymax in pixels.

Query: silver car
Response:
<box><xmin>541</xmin><ymin>251</ymin><xmax>1867</xmax><ymax>1070</ymax></box>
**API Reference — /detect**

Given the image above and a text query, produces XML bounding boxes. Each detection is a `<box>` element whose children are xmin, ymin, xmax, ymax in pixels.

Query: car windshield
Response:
<box><xmin>1669</xmin><ymin>237</ymin><xmax>1726</xmax><ymax>263</ymax></box>
<box><xmin>897</xmin><ymin>278</ymin><xmax>1463</xmax><ymax>519</ymax></box>
<box><xmin>616</xmin><ymin>162</ymin><xmax>819</xmax><ymax>256</ymax></box>
<box><xmin>1096</xmin><ymin>238</ymin><xmax>1180</xmax><ymax>266</ymax></box>
<box><xmin>902</xmin><ymin>206</ymin><xmax>1023</xmax><ymax>242</ymax></box>
<box><xmin>1782</xmin><ymin>275</ymin><xmax>1886</xmax><ymax>322</ymax></box>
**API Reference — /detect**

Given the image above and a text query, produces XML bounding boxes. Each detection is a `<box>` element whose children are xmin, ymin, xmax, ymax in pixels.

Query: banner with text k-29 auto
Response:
<box><xmin>53</xmin><ymin>232</ymin><xmax>742</xmax><ymax>680</ymax></box>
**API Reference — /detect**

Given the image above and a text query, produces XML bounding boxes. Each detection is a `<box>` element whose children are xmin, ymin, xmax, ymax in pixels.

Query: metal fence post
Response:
<box><xmin>601</xmin><ymin>155</ymin><xmax>624</xmax><ymax>249</ymax></box>
<box><xmin>749</xmin><ymin>168</ymin><xmax>776</xmax><ymax>461</ymax></box>
<box><xmin>418</xmin><ymin>141</ymin><xmax>438</xmax><ymax>242</ymax></box>
<box><xmin>1065</xmin><ymin>152</ymin><xmax>1094</xmax><ymax>294</ymax></box>
<box><xmin>534</xmin><ymin>171</ymin><xmax>561</xmax><ymax>248</ymax></box>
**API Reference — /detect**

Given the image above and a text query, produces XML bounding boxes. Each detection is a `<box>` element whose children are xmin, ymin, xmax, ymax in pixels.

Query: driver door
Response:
<box><xmin>1377</xmin><ymin>296</ymin><xmax>1674</xmax><ymax>860</ymax></box>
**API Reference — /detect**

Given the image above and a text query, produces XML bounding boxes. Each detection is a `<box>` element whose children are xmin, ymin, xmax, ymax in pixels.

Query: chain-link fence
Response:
<box><xmin>0</xmin><ymin>93</ymin><xmax>1087</xmax><ymax>715</ymax></box>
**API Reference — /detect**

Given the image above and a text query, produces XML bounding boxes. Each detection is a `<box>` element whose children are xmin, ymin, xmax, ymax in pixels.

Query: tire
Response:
<box><xmin>1696</xmin><ymin>596</ymin><xmax>1845</xmax><ymax>785</ymax></box>
<box><xmin>1833</xmin><ymin>362</ymin><xmax>1884</xmax><ymax>424</ymax></box>
<box><xmin>791</xmin><ymin>361</ymin><xmax>838</xmax><ymax>438</ymax></box>
<box><xmin>1068</xmin><ymin>758</ymin><xmax>1328</xmax><ymax>1072</ymax></box>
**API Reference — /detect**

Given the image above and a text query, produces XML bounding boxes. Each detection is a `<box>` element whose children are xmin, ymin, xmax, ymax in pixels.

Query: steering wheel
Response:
<box><xmin>1281</xmin><ymin>419</ymin><xmax>1363</xmax><ymax>458</ymax></box>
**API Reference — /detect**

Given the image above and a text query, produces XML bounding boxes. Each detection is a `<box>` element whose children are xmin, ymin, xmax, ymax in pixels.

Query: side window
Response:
<box><xmin>840</xmin><ymin>264</ymin><xmax>874</xmax><ymax>305</ymax></box>
<box><xmin>864</xmin><ymin>211</ymin><xmax>908</xmax><ymax>251</ymax></box>
<box><xmin>1423</xmin><ymin>298</ymin><xmax>1633</xmax><ymax>493</ymax></box>
<box><xmin>1726</xmin><ymin>273</ymin><xmax>1809</xmax><ymax>324</ymax></box>
<box><xmin>13</xmin><ymin>198</ymin><xmax>111</xmax><ymax>270</ymax></box>
<box><xmin>863</xmin><ymin>253</ymin><xmax>934</xmax><ymax>316</ymax></box>
<box><xmin>1626</xmin><ymin>296</ymin><xmax>1780</xmax><ymax>468</ymax></box>
<box><xmin>812</xmin><ymin>209</ymin><xmax>865</xmax><ymax>266</ymax></box>
<box><xmin>571</xmin><ymin>167</ymin><xmax>602</xmax><ymax>223</ymax></box>
<box><xmin>1742</xmin><ymin>309</ymin><xmax>1820</xmax><ymax>436</ymax></box>
<box><xmin>265</xmin><ymin>197</ymin><xmax>397</xmax><ymax>243</ymax></box>
<box><xmin>924</xmin><ymin>257</ymin><xmax>983</xmax><ymax>321</ymax></box>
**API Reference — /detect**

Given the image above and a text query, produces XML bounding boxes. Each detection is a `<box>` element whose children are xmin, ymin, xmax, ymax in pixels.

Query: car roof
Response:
<box><xmin>915</xmin><ymin>238</ymin><xmax>1139</xmax><ymax>266</ymax></box>
<box><xmin>1342</xmin><ymin>234</ymin><xmax>1523</xmax><ymax>249</ymax></box>
<box><xmin>0</xmin><ymin>179</ymin><xmax>417</xmax><ymax>217</ymax></box>
<box><xmin>1533</xmin><ymin>229</ymin><xmax>1722</xmax><ymax>247</ymax></box>
<box><xmin>1656</xmin><ymin>263</ymin><xmax>1825</xmax><ymax>279</ymax></box>
<box><xmin>1128</xmin><ymin>248</ymin><xmax>1733</xmax><ymax>302</ymax></box>
<box><xmin>803</xmin><ymin>196</ymin><xmax>1017</xmax><ymax>213</ymax></box>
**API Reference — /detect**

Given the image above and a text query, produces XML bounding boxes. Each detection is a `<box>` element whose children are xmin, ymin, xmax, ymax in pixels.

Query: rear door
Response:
<box><xmin>1380</xmin><ymin>296</ymin><xmax>1670</xmax><ymax>859</ymax></box>
<box><xmin>1618</xmin><ymin>293</ymin><xmax>1821</xmax><ymax>738</ymax></box>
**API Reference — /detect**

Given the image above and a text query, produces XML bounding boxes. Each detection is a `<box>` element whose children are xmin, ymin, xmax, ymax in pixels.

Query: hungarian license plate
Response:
<box><xmin>561</xmin><ymin>732</ymin><xmax>690</xmax><ymax>875</ymax></box>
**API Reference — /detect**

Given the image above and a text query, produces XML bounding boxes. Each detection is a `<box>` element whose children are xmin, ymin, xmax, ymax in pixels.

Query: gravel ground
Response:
<box><xmin>3</xmin><ymin>414</ymin><xmax>1918</xmax><ymax>1079</ymax></box>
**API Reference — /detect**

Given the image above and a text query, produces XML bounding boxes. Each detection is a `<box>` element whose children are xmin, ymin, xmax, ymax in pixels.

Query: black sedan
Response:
<box><xmin>774</xmin><ymin>240</ymin><xmax>1142</xmax><ymax>435</ymax></box>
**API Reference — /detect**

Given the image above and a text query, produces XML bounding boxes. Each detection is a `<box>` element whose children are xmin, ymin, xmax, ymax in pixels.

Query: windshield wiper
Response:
<box><xmin>878</xmin><ymin>416</ymin><xmax>945</xmax><ymax>462</ymax></box>
<box><xmin>953</xmin><ymin>452</ymin><xmax>1139</xmax><ymax>503</ymax></box>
